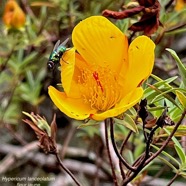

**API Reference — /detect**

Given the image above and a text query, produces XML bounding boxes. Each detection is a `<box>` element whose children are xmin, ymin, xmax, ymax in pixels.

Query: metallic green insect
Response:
<box><xmin>47</xmin><ymin>38</ymin><xmax>69</xmax><ymax>70</ymax></box>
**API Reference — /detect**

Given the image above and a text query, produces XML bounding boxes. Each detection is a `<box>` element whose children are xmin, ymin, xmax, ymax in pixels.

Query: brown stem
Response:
<box><xmin>155</xmin><ymin>27</ymin><xmax>165</xmax><ymax>45</ymax></box>
<box><xmin>21</xmin><ymin>0</ymin><xmax>35</xmax><ymax>18</ymax></box>
<box><xmin>119</xmin><ymin>131</ymin><xmax>133</xmax><ymax>179</ymax></box>
<box><xmin>165</xmin><ymin>0</ymin><xmax>175</xmax><ymax>10</ymax></box>
<box><xmin>104</xmin><ymin>119</ymin><xmax>118</xmax><ymax>186</ymax></box>
<box><xmin>5</xmin><ymin>124</ymin><xmax>27</xmax><ymax>146</ymax></box>
<box><xmin>120</xmin><ymin>131</ymin><xmax>133</xmax><ymax>153</ymax></box>
<box><xmin>110</xmin><ymin>118</ymin><xmax>136</xmax><ymax>172</ymax></box>
<box><xmin>55</xmin><ymin>153</ymin><xmax>82</xmax><ymax>186</ymax></box>
<box><xmin>166</xmin><ymin>172</ymin><xmax>179</xmax><ymax>186</ymax></box>
<box><xmin>126</xmin><ymin>153</ymin><xmax>145</xmax><ymax>177</ymax></box>
<box><xmin>0</xmin><ymin>46</ymin><xmax>15</xmax><ymax>72</ymax></box>
<box><xmin>144</xmin><ymin>110</ymin><xmax>186</xmax><ymax>166</ymax></box>
<box><xmin>122</xmin><ymin>123</ymin><xmax>160</xmax><ymax>185</ymax></box>
<box><xmin>1</xmin><ymin>77</ymin><xmax>22</xmax><ymax>123</ymax></box>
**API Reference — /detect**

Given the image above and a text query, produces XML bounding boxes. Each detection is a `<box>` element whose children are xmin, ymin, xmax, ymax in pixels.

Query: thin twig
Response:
<box><xmin>110</xmin><ymin>118</ymin><xmax>136</xmax><ymax>172</ymax></box>
<box><xmin>55</xmin><ymin>153</ymin><xmax>82</xmax><ymax>186</ymax></box>
<box><xmin>119</xmin><ymin>130</ymin><xmax>133</xmax><ymax>179</ymax></box>
<box><xmin>21</xmin><ymin>0</ymin><xmax>35</xmax><ymax>18</ymax></box>
<box><xmin>126</xmin><ymin>153</ymin><xmax>145</xmax><ymax>177</ymax></box>
<box><xmin>122</xmin><ymin>124</ymin><xmax>160</xmax><ymax>185</ymax></box>
<box><xmin>144</xmin><ymin>110</ymin><xmax>186</xmax><ymax>166</ymax></box>
<box><xmin>165</xmin><ymin>0</ymin><xmax>175</xmax><ymax>10</ymax></box>
<box><xmin>166</xmin><ymin>172</ymin><xmax>179</xmax><ymax>186</ymax></box>
<box><xmin>0</xmin><ymin>46</ymin><xmax>15</xmax><ymax>72</ymax></box>
<box><xmin>104</xmin><ymin>119</ymin><xmax>118</xmax><ymax>186</ymax></box>
<box><xmin>1</xmin><ymin>74</ymin><xmax>24</xmax><ymax>124</ymax></box>
<box><xmin>120</xmin><ymin>131</ymin><xmax>133</xmax><ymax>154</ymax></box>
<box><xmin>5</xmin><ymin>124</ymin><xmax>27</xmax><ymax>146</ymax></box>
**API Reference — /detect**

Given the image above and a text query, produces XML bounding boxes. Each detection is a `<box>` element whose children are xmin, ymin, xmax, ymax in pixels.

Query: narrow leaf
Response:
<box><xmin>158</xmin><ymin>125</ymin><xmax>186</xmax><ymax>137</ymax></box>
<box><xmin>113</xmin><ymin>114</ymin><xmax>138</xmax><ymax>133</ymax></box>
<box><xmin>174</xmin><ymin>144</ymin><xmax>186</xmax><ymax>165</ymax></box>
<box><xmin>166</xmin><ymin>48</ymin><xmax>186</xmax><ymax>88</ymax></box>
<box><xmin>151</xmin><ymin>144</ymin><xmax>180</xmax><ymax>166</ymax></box>
<box><xmin>146</xmin><ymin>83</ymin><xmax>181</xmax><ymax>109</ymax></box>
<box><xmin>157</xmin><ymin>156</ymin><xmax>178</xmax><ymax>172</ymax></box>
<box><xmin>176</xmin><ymin>90</ymin><xmax>186</xmax><ymax>109</ymax></box>
<box><xmin>164</xmin><ymin>128</ymin><xmax>182</xmax><ymax>148</ymax></box>
<box><xmin>180</xmin><ymin>171</ymin><xmax>186</xmax><ymax>179</ymax></box>
<box><xmin>77</xmin><ymin>120</ymin><xmax>100</xmax><ymax>129</ymax></box>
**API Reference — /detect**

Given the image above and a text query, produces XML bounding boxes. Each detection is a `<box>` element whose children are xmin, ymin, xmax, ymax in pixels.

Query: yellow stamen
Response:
<box><xmin>79</xmin><ymin>66</ymin><xmax>122</xmax><ymax>111</ymax></box>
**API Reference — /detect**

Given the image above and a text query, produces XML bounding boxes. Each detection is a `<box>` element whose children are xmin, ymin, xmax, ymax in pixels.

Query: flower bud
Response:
<box><xmin>3</xmin><ymin>0</ymin><xmax>26</xmax><ymax>29</ymax></box>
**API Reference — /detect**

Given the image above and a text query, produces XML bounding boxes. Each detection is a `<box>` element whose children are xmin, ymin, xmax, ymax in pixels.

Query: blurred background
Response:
<box><xmin>0</xmin><ymin>0</ymin><xmax>186</xmax><ymax>185</ymax></box>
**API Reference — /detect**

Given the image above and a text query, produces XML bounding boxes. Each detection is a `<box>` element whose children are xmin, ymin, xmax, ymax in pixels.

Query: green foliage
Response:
<box><xmin>75</xmin><ymin>120</ymin><xmax>100</xmax><ymax>139</ymax></box>
<box><xmin>113</xmin><ymin>113</ymin><xmax>138</xmax><ymax>133</ymax></box>
<box><xmin>176</xmin><ymin>90</ymin><xmax>186</xmax><ymax>109</ymax></box>
<box><xmin>160</xmin><ymin>128</ymin><xmax>186</xmax><ymax>178</ymax></box>
<box><xmin>166</xmin><ymin>48</ymin><xmax>186</xmax><ymax>88</ymax></box>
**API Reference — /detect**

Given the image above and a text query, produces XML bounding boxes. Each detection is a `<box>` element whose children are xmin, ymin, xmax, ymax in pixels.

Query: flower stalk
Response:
<box><xmin>55</xmin><ymin>152</ymin><xmax>82</xmax><ymax>186</ymax></box>
<box><xmin>104</xmin><ymin>119</ymin><xmax>118</xmax><ymax>186</ymax></box>
<box><xmin>109</xmin><ymin>118</ymin><xmax>136</xmax><ymax>171</ymax></box>
<box><xmin>119</xmin><ymin>130</ymin><xmax>133</xmax><ymax>179</ymax></box>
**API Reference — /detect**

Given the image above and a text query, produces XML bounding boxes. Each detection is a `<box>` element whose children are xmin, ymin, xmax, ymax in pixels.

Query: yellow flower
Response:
<box><xmin>3</xmin><ymin>0</ymin><xmax>26</xmax><ymax>29</ymax></box>
<box><xmin>175</xmin><ymin>0</ymin><xmax>186</xmax><ymax>11</ymax></box>
<box><xmin>48</xmin><ymin>16</ymin><xmax>155</xmax><ymax>121</ymax></box>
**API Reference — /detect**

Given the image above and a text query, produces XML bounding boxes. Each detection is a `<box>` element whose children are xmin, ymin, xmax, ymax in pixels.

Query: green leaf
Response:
<box><xmin>179</xmin><ymin>171</ymin><xmax>186</xmax><ymax>179</ymax></box>
<box><xmin>151</xmin><ymin>88</ymin><xmax>174</xmax><ymax>103</ymax></box>
<box><xmin>176</xmin><ymin>90</ymin><xmax>186</xmax><ymax>109</ymax></box>
<box><xmin>152</xmin><ymin>88</ymin><xmax>186</xmax><ymax>104</ymax></box>
<box><xmin>166</xmin><ymin>48</ymin><xmax>186</xmax><ymax>88</ymax></box>
<box><xmin>146</xmin><ymin>83</ymin><xmax>181</xmax><ymax>109</ymax></box>
<box><xmin>164</xmin><ymin>128</ymin><xmax>186</xmax><ymax>164</ymax></box>
<box><xmin>157</xmin><ymin>156</ymin><xmax>178</xmax><ymax>172</ymax></box>
<box><xmin>124</xmin><ymin>150</ymin><xmax>134</xmax><ymax>165</ymax></box>
<box><xmin>158</xmin><ymin>125</ymin><xmax>186</xmax><ymax>137</ymax></box>
<box><xmin>113</xmin><ymin>114</ymin><xmax>138</xmax><ymax>133</ymax></box>
<box><xmin>151</xmin><ymin>144</ymin><xmax>180</xmax><ymax>166</ymax></box>
<box><xmin>19</xmin><ymin>52</ymin><xmax>37</xmax><ymax>69</ymax></box>
<box><xmin>148</xmin><ymin>106</ymin><xmax>165</xmax><ymax>112</ymax></box>
<box><xmin>126</xmin><ymin>107</ymin><xmax>137</xmax><ymax>116</ymax></box>
<box><xmin>164</xmin><ymin>128</ymin><xmax>182</xmax><ymax>148</ymax></box>
<box><xmin>174</xmin><ymin>144</ymin><xmax>186</xmax><ymax>165</ymax></box>
<box><xmin>151</xmin><ymin>74</ymin><xmax>178</xmax><ymax>85</ymax></box>
<box><xmin>74</xmin><ymin>118</ymin><xmax>100</xmax><ymax>138</ymax></box>
<box><xmin>166</xmin><ymin>8</ymin><xmax>186</xmax><ymax>24</ymax></box>
<box><xmin>77</xmin><ymin>119</ymin><xmax>100</xmax><ymax>129</ymax></box>
<box><xmin>181</xmin><ymin>163</ymin><xmax>186</xmax><ymax>171</ymax></box>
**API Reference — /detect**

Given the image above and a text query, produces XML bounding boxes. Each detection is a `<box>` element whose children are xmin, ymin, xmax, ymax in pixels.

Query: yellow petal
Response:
<box><xmin>61</xmin><ymin>48</ymin><xmax>92</xmax><ymax>98</ymax></box>
<box><xmin>91</xmin><ymin>87</ymin><xmax>143</xmax><ymax>121</ymax></box>
<box><xmin>122</xmin><ymin>36</ymin><xmax>155</xmax><ymax>95</ymax></box>
<box><xmin>60</xmin><ymin>48</ymin><xmax>79</xmax><ymax>98</ymax></box>
<box><xmin>48</xmin><ymin>86</ymin><xmax>96</xmax><ymax>120</ymax></box>
<box><xmin>72</xmin><ymin>16</ymin><xmax>128</xmax><ymax>73</ymax></box>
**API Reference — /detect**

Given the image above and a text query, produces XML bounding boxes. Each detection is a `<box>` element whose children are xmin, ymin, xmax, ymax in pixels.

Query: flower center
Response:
<box><xmin>78</xmin><ymin>67</ymin><xmax>122</xmax><ymax>111</ymax></box>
